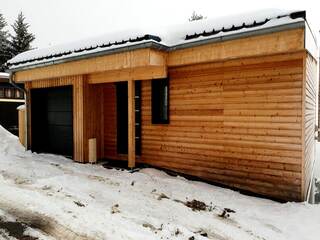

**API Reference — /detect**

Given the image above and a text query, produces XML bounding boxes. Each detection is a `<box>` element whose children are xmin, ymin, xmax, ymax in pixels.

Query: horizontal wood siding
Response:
<box><xmin>140</xmin><ymin>53</ymin><xmax>304</xmax><ymax>201</ymax></box>
<box><xmin>303</xmin><ymin>54</ymin><xmax>318</xmax><ymax>199</ymax></box>
<box><xmin>168</xmin><ymin>29</ymin><xmax>304</xmax><ymax>67</ymax></box>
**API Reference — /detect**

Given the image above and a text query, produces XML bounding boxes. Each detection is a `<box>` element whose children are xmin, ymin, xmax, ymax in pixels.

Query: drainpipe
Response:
<box><xmin>8</xmin><ymin>72</ymin><xmax>28</xmax><ymax>149</ymax></box>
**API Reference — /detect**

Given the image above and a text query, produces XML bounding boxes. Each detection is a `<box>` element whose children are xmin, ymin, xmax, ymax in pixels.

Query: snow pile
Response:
<box><xmin>8</xmin><ymin>9</ymin><xmax>307</xmax><ymax>68</ymax></box>
<box><xmin>0</xmin><ymin>126</ymin><xmax>320</xmax><ymax>240</ymax></box>
<box><xmin>161</xmin><ymin>9</ymin><xmax>301</xmax><ymax>46</ymax></box>
<box><xmin>0</xmin><ymin>72</ymin><xmax>9</xmax><ymax>78</ymax></box>
<box><xmin>0</xmin><ymin>125</ymin><xmax>25</xmax><ymax>156</ymax></box>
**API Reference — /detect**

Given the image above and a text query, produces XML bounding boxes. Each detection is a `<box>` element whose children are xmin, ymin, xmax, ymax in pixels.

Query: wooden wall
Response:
<box><xmin>140</xmin><ymin>52</ymin><xmax>305</xmax><ymax>201</ymax></box>
<box><xmin>24</xmin><ymin>76</ymin><xmax>87</xmax><ymax>162</ymax></box>
<box><xmin>78</xmin><ymin>82</ymin><xmax>119</xmax><ymax>161</ymax></box>
<box><xmin>100</xmin><ymin>84</ymin><xmax>118</xmax><ymax>159</ymax></box>
<box><xmin>303</xmin><ymin>54</ymin><xmax>318</xmax><ymax>199</ymax></box>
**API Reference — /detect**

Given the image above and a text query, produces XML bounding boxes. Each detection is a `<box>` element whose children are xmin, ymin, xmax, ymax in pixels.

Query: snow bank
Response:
<box><xmin>0</xmin><ymin>125</ymin><xmax>25</xmax><ymax>156</ymax></box>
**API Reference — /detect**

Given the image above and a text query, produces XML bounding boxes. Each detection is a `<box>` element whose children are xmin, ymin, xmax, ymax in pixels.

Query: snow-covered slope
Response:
<box><xmin>0</xmin><ymin>125</ymin><xmax>319</xmax><ymax>240</ymax></box>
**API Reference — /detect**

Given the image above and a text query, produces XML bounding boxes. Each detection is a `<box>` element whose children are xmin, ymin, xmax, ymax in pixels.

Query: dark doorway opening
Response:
<box><xmin>116</xmin><ymin>81</ymin><xmax>141</xmax><ymax>155</ymax></box>
<box><xmin>31</xmin><ymin>86</ymin><xmax>73</xmax><ymax>157</ymax></box>
<box><xmin>116</xmin><ymin>82</ymin><xmax>128</xmax><ymax>154</ymax></box>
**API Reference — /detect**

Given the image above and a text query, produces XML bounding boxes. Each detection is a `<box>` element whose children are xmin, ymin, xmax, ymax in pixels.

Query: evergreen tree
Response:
<box><xmin>0</xmin><ymin>13</ymin><xmax>10</xmax><ymax>71</ymax></box>
<box><xmin>189</xmin><ymin>11</ymin><xmax>204</xmax><ymax>21</ymax></box>
<box><xmin>10</xmin><ymin>12</ymin><xmax>35</xmax><ymax>56</ymax></box>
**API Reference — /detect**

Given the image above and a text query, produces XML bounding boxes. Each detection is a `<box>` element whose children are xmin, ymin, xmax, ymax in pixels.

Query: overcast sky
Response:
<box><xmin>1</xmin><ymin>0</ymin><xmax>319</xmax><ymax>49</ymax></box>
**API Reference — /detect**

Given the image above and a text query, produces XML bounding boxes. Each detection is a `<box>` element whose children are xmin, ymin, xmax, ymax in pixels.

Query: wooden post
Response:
<box><xmin>88</xmin><ymin>138</ymin><xmax>97</xmax><ymax>164</ymax></box>
<box><xmin>18</xmin><ymin>107</ymin><xmax>25</xmax><ymax>146</ymax></box>
<box><xmin>128</xmin><ymin>80</ymin><xmax>135</xmax><ymax>168</ymax></box>
<box><xmin>73</xmin><ymin>75</ymin><xmax>88</xmax><ymax>163</ymax></box>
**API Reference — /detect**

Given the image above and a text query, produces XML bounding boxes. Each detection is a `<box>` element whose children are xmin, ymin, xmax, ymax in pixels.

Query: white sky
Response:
<box><xmin>1</xmin><ymin>0</ymin><xmax>319</xmax><ymax>49</ymax></box>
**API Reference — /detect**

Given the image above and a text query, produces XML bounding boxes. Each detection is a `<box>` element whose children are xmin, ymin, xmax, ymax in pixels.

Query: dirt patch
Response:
<box><xmin>0</xmin><ymin>218</ymin><xmax>38</xmax><ymax>240</ymax></box>
<box><xmin>0</xmin><ymin>201</ymin><xmax>98</xmax><ymax>240</ymax></box>
<box><xmin>111</xmin><ymin>204</ymin><xmax>120</xmax><ymax>214</ymax></box>
<box><xmin>315</xmin><ymin>178</ymin><xmax>320</xmax><ymax>204</ymax></box>
<box><xmin>157</xmin><ymin>193</ymin><xmax>170</xmax><ymax>201</ymax></box>
<box><xmin>219</xmin><ymin>208</ymin><xmax>236</xmax><ymax>218</ymax></box>
<box><xmin>185</xmin><ymin>200</ymin><xmax>207</xmax><ymax>211</ymax></box>
<box><xmin>142</xmin><ymin>223</ymin><xmax>163</xmax><ymax>233</ymax></box>
<box><xmin>74</xmin><ymin>201</ymin><xmax>86</xmax><ymax>207</ymax></box>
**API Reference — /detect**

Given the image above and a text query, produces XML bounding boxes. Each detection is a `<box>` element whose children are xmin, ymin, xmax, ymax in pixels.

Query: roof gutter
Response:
<box><xmin>8</xmin><ymin>21</ymin><xmax>305</xmax><ymax>73</ymax></box>
<box><xmin>170</xmin><ymin>21</ymin><xmax>305</xmax><ymax>51</ymax></box>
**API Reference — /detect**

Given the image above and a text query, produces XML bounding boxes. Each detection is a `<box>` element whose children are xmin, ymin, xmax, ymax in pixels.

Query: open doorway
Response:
<box><xmin>116</xmin><ymin>81</ymin><xmax>141</xmax><ymax>156</ymax></box>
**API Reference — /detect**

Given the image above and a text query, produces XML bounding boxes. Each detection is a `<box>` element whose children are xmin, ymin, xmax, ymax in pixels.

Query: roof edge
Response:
<box><xmin>171</xmin><ymin>21</ymin><xmax>305</xmax><ymax>51</ymax></box>
<box><xmin>9</xmin><ymin>41</ymin><xmax>169</xmax><ymax>72</ymax></box>
<box><xmin>9</xmin><ymin>21</ymin><xmax>306</xmax><ymax>73</ymax></box>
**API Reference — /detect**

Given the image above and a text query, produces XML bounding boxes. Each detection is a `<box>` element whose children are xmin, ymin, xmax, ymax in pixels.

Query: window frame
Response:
<box><xmin>151</xmin><ymin>78</ymin><xmax>169</xmax><ymax>124</ymax></box>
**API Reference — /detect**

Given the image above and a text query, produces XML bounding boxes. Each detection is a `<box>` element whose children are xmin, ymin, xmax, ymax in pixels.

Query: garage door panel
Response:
<box><xmin>47</xmin><ymin>111</ymin><xmax>73</xmax><ymax>126</ymax></box>
<box><xmin>47</xmin><ymin>126</ymin><xmax>73</xmax><ymax>155</ymax></box>
<box><xmin>31</xmin><ymin>86</ymin><xmax>73</xmax><ymax>157</ymax></box>
<box><xmin>47</xmin><ymin>98</ymin><xmax>72</xmax><ymax>112</ymax></box>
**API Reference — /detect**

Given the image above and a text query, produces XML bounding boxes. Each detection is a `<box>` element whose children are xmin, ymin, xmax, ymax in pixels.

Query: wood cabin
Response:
<box><xmin>7</xmin><ymin>10</ymin><xmax>319</xmax><ymax>202</ymax></box>
<box><xmin>0</xmin><ymin>72</ymin><xmax>25</xmax><ymax>135</ymax></box>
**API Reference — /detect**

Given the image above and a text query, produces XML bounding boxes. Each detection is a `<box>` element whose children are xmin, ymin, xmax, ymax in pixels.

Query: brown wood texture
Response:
<box><xmin>101</xmin><ymin>84</ymin><xmax>118</xmax><ymax>159</ymax></box>
<box><xmin>18</xmin><ymin>108</ymin><xmax>25</xmax><ymax>146</ymax></box>
<box><xmin>87</xmin><ymin>66</ymin><xmax>167</xmax><ymax>84</ymax></box>
<box><xmin>168</xmin><ymin>29</ymin><xmax>304</xmax><ymax>67</ymax></box>
<box><xmin>302</xmin><ymin>54</ymin><xmax>318</xmax><ymax>199</ymax></box>
<box><xmin>13</xmin><ymin>49</ymin><xmax>167</xmax><ymax>82</ymax></box>
<box><xmin>128</xmin><ymin>80</ymin><xmax>136</xmax><ymax>167</ymax></box>
<box><xmin>140</xmin><ymin>52</ymin><xmax>305</xmax><ymax>201</ymax></box>
<box><xmin>24</xmin><ymin>75</ymin><xmax>89</xmax><ymax>162</ymax></box>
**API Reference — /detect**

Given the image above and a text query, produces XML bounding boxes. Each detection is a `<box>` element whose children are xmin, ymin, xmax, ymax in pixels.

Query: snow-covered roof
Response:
<box><xmin>0</xmin><ymin>72</ymin><xmax>9</xmax><ymax>79</ymax></box>
<box><xmin>8</xmin><ymin>9</ymin><xmax>310</xmax><ymax>70</ymax></box>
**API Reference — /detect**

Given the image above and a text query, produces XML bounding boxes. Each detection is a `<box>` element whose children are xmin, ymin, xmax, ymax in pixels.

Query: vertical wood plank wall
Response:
<box><xmin>24</xmin><ymin>75</ymin><xmax>89</xmax><ymax>162</ymax></box>
<box><xmin>303</xmin><ymin>54</ymin><xmax>318</xmax><ymax>198</ymax></box>
<box><xmin>101</xmin><ymin>84</ymin><xmax>118</xmax><ymax>159</ymax></box>
<box><xmin>140</xmin><ymin>52</ymin><xmax>304</xmax><ymax>201</ymax></box>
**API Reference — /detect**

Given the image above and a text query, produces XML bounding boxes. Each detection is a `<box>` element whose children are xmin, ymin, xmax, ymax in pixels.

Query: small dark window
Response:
<box><xmin>152</xmin><ymin>78</ymin><xmax>169</xmax><ymax>124</ymax></box>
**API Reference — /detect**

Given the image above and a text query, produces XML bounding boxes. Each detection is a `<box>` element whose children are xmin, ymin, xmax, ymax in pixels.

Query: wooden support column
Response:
<box><xmin>73</xmin><ymin>75</ymin><xmax>88</xmax><ymax>163</ymax></box>
<box><xmin>128</xmin><ymin>80</ymin><xmax>135</xmax><ymax>168</ymax></box>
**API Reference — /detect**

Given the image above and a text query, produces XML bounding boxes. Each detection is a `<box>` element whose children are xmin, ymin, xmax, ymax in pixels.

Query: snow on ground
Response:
<box><xmin>0</xmin><ymin>125</ymin><xmax>320</xmax><ymax>240</ymax></box>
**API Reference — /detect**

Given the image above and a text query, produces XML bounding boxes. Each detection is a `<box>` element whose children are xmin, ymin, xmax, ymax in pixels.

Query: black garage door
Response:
<box><xmin>31</xmin><ymin>86</ymin><xmax>73</xmax><ymax>157</ymax></box>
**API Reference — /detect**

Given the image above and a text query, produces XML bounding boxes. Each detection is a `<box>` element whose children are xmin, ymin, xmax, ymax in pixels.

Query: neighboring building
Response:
<box><xmin>7</xmin><ymin>10</ymin><xmax>319</xmax><ymax>202</ymax></box>
<box><xmin>0</xmin><ymin>72</ymin><xmax>25</xmax><ymax>135</ymax></box>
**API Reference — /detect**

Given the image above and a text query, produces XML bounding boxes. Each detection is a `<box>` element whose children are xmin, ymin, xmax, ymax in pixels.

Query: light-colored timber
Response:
<box><xmin>18</xmin><ymin>108</ymin><xmax>25</xmax><ymax>146</ymax></box>
<box><xmin>128</xmin><ymin>80</ymin><xmax>136</xmax><ymax>168</ymax></box>
<box><xmin>13</xmin><ymin>49</ymin><xmax>167</xmax><ymax>82</ymax></box>
<box><xmin>11</xmin><ymin>26</ymin><xmax>319</xmax><ymax>202</ymax></box>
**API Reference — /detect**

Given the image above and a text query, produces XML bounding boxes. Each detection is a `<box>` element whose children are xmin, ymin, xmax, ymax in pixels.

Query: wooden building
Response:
<box><xmin>0</xmin><ymin>72</ymin><xmax>25</xmax><ymax>135</ymax></box>
<box><xmin>7</xmin><ymin>10</ymin><xmax>319</xmax><ymax>201</ymax></box>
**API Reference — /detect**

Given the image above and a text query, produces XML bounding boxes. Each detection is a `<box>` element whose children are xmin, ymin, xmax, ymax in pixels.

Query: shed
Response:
<box><xmin>7</xmin><ymin>9</ymin><xmax>319</xmax><ymax>201</ymax></box>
